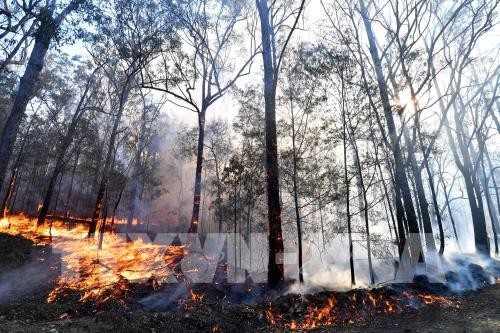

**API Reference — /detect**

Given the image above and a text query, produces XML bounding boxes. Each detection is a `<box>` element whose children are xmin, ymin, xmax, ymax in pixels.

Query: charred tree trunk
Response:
<box><xmin>0</xmin><ymin>121</ymin><xmax>31</xmax><ymax>218</ymax></box>
<box><xmin>187</xmin><ymin>109</ymin><xmax>206</xmax><ymax>234</ymax></box>
<box><xmin>290</xmin><ymin>98</ymin><xmax>304</xmax><ymax>284</ymax></box>
<box><xmin>256</xmin><ymin>0</ymin><xmax>285</xmax><ymax>287</ymax></box>
<box><xmin>64</xmin><ymin>149</ymin><xmax>81</xmax><ymax>220</ymax></box>
<box><xmin>484</xmin><ymin>146</ymin><xmax>500</xmax><ymax>233</ymax></box>
<box><xmin>349</xmin><ymin>122</ymin><xmax>374</xmax><ymax>285</ymax></box>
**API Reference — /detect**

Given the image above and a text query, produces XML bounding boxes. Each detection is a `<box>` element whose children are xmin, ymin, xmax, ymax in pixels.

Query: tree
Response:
<box><xmin>142</xmin><ymin>0</ymin><xmax>257</xmax><ymax>235</ymax></box>
<box><xmin>255</xmin><ymin>0</ymin><xmax>305</xmax><ymax>287</ymax></box>
<box><xmin>87</xmin><ymin>0</ymin><xmax>166</xmax><ymax>238</ymax></box>
<box><xmin>0</xmin><ymin>0</ymin><xmax>87</xmax><ymax>194</ymax></box>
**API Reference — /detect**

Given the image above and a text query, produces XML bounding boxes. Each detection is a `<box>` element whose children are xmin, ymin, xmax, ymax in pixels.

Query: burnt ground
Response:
<box><xmin>0</xmin><ymin>232</ymin><xmax>499</xmax><ymax>333</ymax></box>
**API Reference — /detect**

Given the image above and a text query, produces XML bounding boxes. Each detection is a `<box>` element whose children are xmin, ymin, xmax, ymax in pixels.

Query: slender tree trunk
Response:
<box><xmin>342</xmin><ymin>83</ymin><xmax>355</xmax><ymax>287</ymax></box>
<box><xmin>350</xmin><ymin>127</ymin><xmax>374</xmax><ymax>285</ymax></box>
<box><xmin>52</xmin><ymin>172</ymin><xmax>64</xmax><ymax>216</ymax></box>
<box><xmin>430</xmin><ymin>59</ymin><xmax>489</xmax><ymax>256</ymax></box>
<box><xmin>188</xmin><ymin>109</ymin><xmax>206</xmax><ymax>234</ymax></box>
<box><xmin>484</xmin><ymin>146</ymin><xmax>500</xmax><ymax>230</ymax></box>
<box><xmin>377</xmin><ymin>162</ymin><xmax>398</xmax><ymax>244</ymax></box>
<box><xmin>480</xmin><ymin>156</ymin><xmax>499</xmax><ymax>254</ymax></box>
<box><xmin>38</xmin><ymin>74</ymin><xmax>94</xmax><ymax>225</ymax></box>
<box><xmin>256</xmin><ymin>0</ymin><xmax>285</xmax><ymax>286</ymax></box>
<box><xmin>425</xmin><ymin>160</ymin><xmax>445</xmax><ymax>255</ymax></box>
<box><xmin>88</xmin><ymin>75</ymin><xmax>133</xmax><ymax>238</ymax></box>
<box><xmin>9</xmin><ymin>166</ymin><xmax>24</xmax><ymax>216</ymax></box>
<box><xmin>290</xmin><ymin>101</ymin><xmax>304</xmax><ymax>283</ymax></box>
<box><xmin>64</xmin><ymin>149</ymin><xmax>80</xmax><ymax>221</ymax></box>
<box><xmin>448</xmin><ymin>106</ymin><xmax>489</xmax><ymax>255</ymax></box>
<box><xmin>360</xmin><ymin>0</ymin><xmax>422</xmax><ymax>267</ymax></box>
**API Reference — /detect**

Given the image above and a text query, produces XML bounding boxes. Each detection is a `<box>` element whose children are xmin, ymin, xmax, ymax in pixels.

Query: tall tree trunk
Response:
<box><xmin>430</xmin><ymin>59</ymin><xmax>489</xmax><ymax>256</ymax></box>
<box><xmin>484</xmin><ymin>146</ymin><xmax>500</xmax><ymax>230</ymax></box>
<box><xmin>256</xmin><ymin>0</ymin><xmax>285</xmax><ymax>287</ymax></box>
<box><xmin>387</xmin><ymin>67</ymin><xmax>436</xmax><ymax>255</ymax></box>
<box><xmin>359</xmin><ymin>0</ymin><xmax>422</xmax><ymax>268</ymax></box>
<box><xmin>0</xmin><ymin>124</ymin><xmax>30</xmax><ymax>218</ymax></box>
<box><xmin>480</xmin><ymin>155</ymin><xmax>499</xmax><ymax>254</ymax></box>
<box><xmin>188</xmin><ymin>109</ymin><xmax>206</xmax><ymax>234</ymax></box>
<box><xmin>349</xmin><ymin>125</ymin><xmax>374</xmax><ymax>285</ymax></box>
<box><xmin>88</xmin><ymin>74</ymin><xmax>133</xmax><ymax>238</ymax></box>
<box><xmin>290</xmin><ymin>100</ymin><xmax>304</xmax><ymax>284</ymax></box>
<box><xmin>64</xmin><ymin>148</ymin><xmax>81</xmax><ymax>221</ymax></box>
<box><xmin>392</xmin><ymin>42</ymin><xmax>446</xmax><ymax>255</ymax></box>
<box><xmin>444</xmin><ymin>114</ymin><xmax>489</xmax><ymax>255</ymax></box>
<box><xmin>342</xmin><ymin>83</ymin><xmax>355</xmax><ymax>287</ymax></box>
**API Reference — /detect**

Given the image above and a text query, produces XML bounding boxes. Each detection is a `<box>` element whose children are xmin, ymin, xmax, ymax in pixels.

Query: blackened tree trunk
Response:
<box><xmin>444</xmin><ymin>113</ymin><xmax>489</xmax><ymax>255</ymax></box>
<box><xmin>256</xmin><ymin>0</ymin><xmax>286</xmax><ymax>287</ymax></box>
<box><xmin>289</xmin><ymin>99</ymin><xmax>304</xmax><ymax>284</ymax></box>
<box><xmin>484</xmin><ymin>146</ymin><xmax>500</xmax><ymax>233</ymax></box>
<box><xmin>126</xmin><ymin>107</ymin><xmax>148</xmax><ymax>234</ymax></box>
<box><xmin>393</xmin><ymin>53</ymin><xmax>446</xmax><ymax>255</ymax></box>
<box><xmin>64</xmin><ymin>148</ymin><xmax>81</xmax><ymax>220</ymax></box>
<box><xmin>349</xmin><ymin>122</ymin><xmax>374</xmax><ymax>285</ymax></box>
<box><xmin>0</xmin><ymin>118</ymin><xmax>32</xmax><ymax>218</ymax></box>
<box><xmin>187</xmin><ymin>109</ymin><xmax>206</xmax><ymax>234</ymax></box>
<box><xmin>480</xmin><ymin>154</ymin><xmax>499</xmax><ymax>254</ymax></box>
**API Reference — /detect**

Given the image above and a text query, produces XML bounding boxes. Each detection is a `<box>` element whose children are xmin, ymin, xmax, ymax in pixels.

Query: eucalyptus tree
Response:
<box><xmin>277</xmin><ymin>44</ymin><xmax>335</xmax><ymax>284</ymax></box>
<box><xmin>141</xmin><ymin>0</ymin><xmax>258</xmax><ymax>235</ymax></box>
<box><xmin>0</xmin><ymin>0</ymin><xmax>87</xmax><ymax>194</ymax></box>
<box><xmin>87</xmin><ymin>0</ymin><xmax>167</xmax><ymax>238</ymax></box>
<box><xmin>37</xmin><ymin>63</ymin><xmax>102</xmax><ymax>226</ymax></box>
<box><xmin>255</xmin><ymin>0</ymin><xmax>306</xmax><ymax>287</ymax></box>
<box><xmin>0</xmin><ymin>0</ymin><xmax>43</xmax><ymax>73</ymax></box>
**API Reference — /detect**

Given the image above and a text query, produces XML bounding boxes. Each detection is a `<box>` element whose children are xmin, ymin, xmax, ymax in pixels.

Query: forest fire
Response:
<box><xmin>1</xmin><ymin>215</ymin><xmax>468</xmax><ymax>331</ymax></box>
<box><xmin>265</xmin><ymin>289</ymin><xmax>460</xmax><ymax>330</ymax></box>
<box><xmin>0</xmin><ymin>214</ymin><xmax>186</xmax><ymax>306</ymax></box>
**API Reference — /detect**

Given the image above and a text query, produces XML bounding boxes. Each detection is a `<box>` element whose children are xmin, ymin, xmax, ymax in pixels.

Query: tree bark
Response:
<box><xmin>256</xmin><ymin>0</ymin><xmax>285</xmax><ymax>287</ymax></box>
<box><xmin>188</xmin><ymin>109</ymin><xmax>206</xmax><ymax>234</ymax></box>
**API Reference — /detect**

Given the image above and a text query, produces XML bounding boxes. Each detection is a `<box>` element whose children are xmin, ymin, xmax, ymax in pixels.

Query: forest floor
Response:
<box><xmin>0</xmin><ymin>232</ymin><xmax>498</xmax><ymax>333</ymax></box>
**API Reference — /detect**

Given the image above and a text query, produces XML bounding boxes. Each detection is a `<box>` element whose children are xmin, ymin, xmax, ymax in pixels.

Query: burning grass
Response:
<box><xmin>0</xmin><ymin>214</ymin><xmax>185</xmax><ymax>308</ymax></box>
<box><xmin>265</xmin><ymin>287</ymin><xmax>461</xmax><ymax>330</ymax></box>
<box><xmin>0</xmin><ymin>213</ymin><xmax>497</xmax><ymax>332</ymax></box>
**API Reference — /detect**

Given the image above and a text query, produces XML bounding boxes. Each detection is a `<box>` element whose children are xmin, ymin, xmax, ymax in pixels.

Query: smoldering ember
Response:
<box><xmin>0</xmin><ymin>0</ymin><xmax>499</xmax><ymax>332</ymax></box>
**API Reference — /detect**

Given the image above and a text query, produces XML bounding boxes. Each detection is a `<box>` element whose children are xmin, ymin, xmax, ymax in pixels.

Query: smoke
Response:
<box><xmin>0</xmin><ymin>255</ymin><xmax>59</xmax><ymax>304</ymax></box>
<box><xmin>283</xmin><ymin>232</ymin><xmax>499</xmax><ymax>296</ymax></box>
